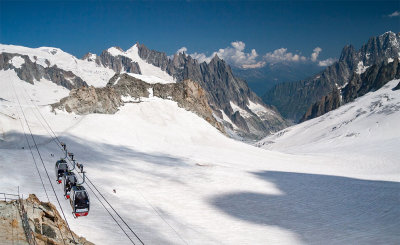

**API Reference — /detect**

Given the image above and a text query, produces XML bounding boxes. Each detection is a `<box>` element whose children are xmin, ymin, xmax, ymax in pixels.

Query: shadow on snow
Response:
<box><xmin>210</xmin><ymin>171</ymin><xmax>400</xmax><ymax>244</ymax></box>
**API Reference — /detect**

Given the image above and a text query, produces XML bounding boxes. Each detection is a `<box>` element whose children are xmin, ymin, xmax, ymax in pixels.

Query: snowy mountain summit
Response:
<box><xmin>0</xmin><ymin>42</ymin><xmax>286</xmax><ymax>139</ymax></box>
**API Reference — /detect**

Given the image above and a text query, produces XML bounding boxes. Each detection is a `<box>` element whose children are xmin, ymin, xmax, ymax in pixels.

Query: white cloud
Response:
<box><xmin>388</xmin><ymin>11</ymin><xmax>400</xmax><ymax>17</ymax></box>
<box><xmin>213</xmin><ymin>41</ymin><xmax>264</xmax><ymax>68</ymax></box>
<box><xmin>318</xmin><ymin>58</ymin><xmax>337</xmax><ymax>67</ymax></box>
<box><xmin>173</xmin><ymin>42</ymin><xmax>335</xmax><ymax>69</ymax></box>
<box><xmin>190</xmin><ymin>52</ymin><xmax>211</xmax><ymax>63</ymax></box>
<box><xmin>242</xmin><ymin>62</ymin><xmax>266</xmax><ymax>69</ymax></box>
<box><xmin>264</xmin><ymin>48</ymin><xmax>307</xmax><ymax>63</ymax></box>
<box><xmin>311</xmin><ymin>47</ymin><xmax>322</xmax><ymax>62</ymax></box>
<box><xmin>175</xmin><ymin>41</ymin><xmax>266</xmax><ymax>69</ymax></box>
<box><xmin>176</xmin><ymin>47</ymin><xmax>187</xmax><ymax>54</ymax></box>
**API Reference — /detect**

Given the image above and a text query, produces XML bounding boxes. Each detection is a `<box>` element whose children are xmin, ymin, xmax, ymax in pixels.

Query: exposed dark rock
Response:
<box><xmin>136</xmin><ymin>44</ymin><xmax>288</xmax><ymax>138</ymax></box>
<box><xmin>300</xmin><ymin>87</ymin><xmax>341</xmax><ymax>122</ymax></box>
<box><xmin>96</xmin><ymin>49</ymin><xmax>142</xmax><ymax>74</ymax></box>
<box><xmin>301</xmin><ymin>58</ymin><xmax>400</xmax><ymax>121</ymax></box>
<box><xmin>263</xmin><ymin>31</ymin><xmax>400</xmax><ymax>122</ymax></box>
<box><xmin>350</xmin><ymin>58</ymin><xmax>400</xmax><ymax>99</ymax></box>
<box><xmin>231</xmin><ymin>111</ymin><xmax>249</xmax><ymax>132</ymax></box>
<box><xmin>393</xmin><ymin>82</ymin><xmax>400</xmax><ymax>91</ymax></box>
<box><xmin>0</xmin><ymin>53</ymin><xmax>87</xmax><ymax>89</ymax></box>
<box><xmin>42</xmin><ymin>223</ymin><xmax>57</xmax><ymax>239</ymax></box>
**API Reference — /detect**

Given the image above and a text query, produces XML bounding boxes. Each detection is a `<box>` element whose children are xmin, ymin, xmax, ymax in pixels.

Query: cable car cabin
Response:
<box><xmin>70</xmin><ymin>186</ymin><xmax>90</xmax><ymax>217</ymax></box>
<box><xmin>62</xmin><ymin>172</ymin><xmax>77</xmax><ymax>199</ymax></box>
<box><xmin>55</xmin><ymin>159</ymin><xmax>68</xmax><ymax>184</ymax></box>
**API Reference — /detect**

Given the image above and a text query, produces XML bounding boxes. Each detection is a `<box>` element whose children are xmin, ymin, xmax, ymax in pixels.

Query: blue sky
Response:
<box><xmin>1</xmin><ymin>0</ymin><xmax>399</xmax><ymax>68</ymax></box>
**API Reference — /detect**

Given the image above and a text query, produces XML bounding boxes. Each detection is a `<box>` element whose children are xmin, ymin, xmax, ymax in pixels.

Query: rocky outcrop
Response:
<box><xmin>0</xmin><ymin>194</ymin><xmax>93</xmax><ymax>245</ymax></box>
<box><xmin>137</xmin><ymin>43</ymin><xmax>171</xmax><ymax>71</ymax></box>
<box><xmin>300</xmin><ymin>87</ymin><xmax>341</xmax><ymax>122</ymax></box>
<box><xmin>52</xmin><ymin>73</ymin><xmax>225</xmax><ymax>133</ymax></box>
<box><xmin>263</xmin><ymin>31</ymin><xmax>400</xmax><ymax>122</ymax></box>
<box><xmin>345</xmin><ymin>58</ymin><xmax>400</xmax><ymax>100</ymax></box>
<box><xmin>393</xmin><ymin>82</ymin><xmax>400</xmax><ymax>91</ymax></box>
<box><xmin>0</xmin><ymin>53</ymin><xmax>87</xmax><ymax>89</ymax></box>
<box><xmin>136</xmin><ymin>44</ymin><xmax>288</xmax><ymax>138</ymax></box>
<box><xmin>86</xmin><ymin>49</ymin><xmax>142</xmax><ymax>74</ymax></box>
<box><xmin>52</xmin><ymin>85</ymin><xmax>123</xmax><ymax>114</ymax></box>
<box><xmin>301</xmin><ymin>58</ymin><xmax>400</xmax><ymax>121</ymax></box>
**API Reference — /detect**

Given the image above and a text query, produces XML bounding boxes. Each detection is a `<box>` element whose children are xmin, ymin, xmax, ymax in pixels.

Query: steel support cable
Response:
<box><xmin>9</xmin><ymin>80</ymin><xmax>66</xmax><ymax>245</ymax></box>
<box><xmin>11</xmin><ymin>81</ymin><xmax>74</xmax><ymax>244</ymax></box>
<box><xmin>10</xmin><ymin>84</ymin><xmax>50</xmax><ymax>201</ymax></box>
<box><xmin>20</xmin><ymin>88</ymin><xmax>138</xmax><ymax>245</ymax></box>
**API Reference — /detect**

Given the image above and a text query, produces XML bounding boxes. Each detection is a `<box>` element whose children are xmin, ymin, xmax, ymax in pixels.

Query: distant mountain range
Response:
<box><xmin>1</xmin><ymin>31</ymin><xmax>398</xmax><ymax>139</ymax></box>
<box><xmin>263</xmin><ymin>31</ymin><xmax>400</xmax><ymax>122</ymax></box>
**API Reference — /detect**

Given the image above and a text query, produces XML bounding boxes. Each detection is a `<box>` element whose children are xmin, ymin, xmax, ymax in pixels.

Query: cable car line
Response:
<box><xmin>20</xmin><ymin>87</ymin><xmax>141</xmax><ymax>244</ymax></box>
<box><xmin>9</xmin><ymin>80</ymin><xmax>67</xmax><ymax>245</ymax></box>
<box><xmin>25</xmin><ymin>102</ymin><xmax>137</xmax><ymax>245</ymax></box>
<box><xmin>11</xmin><ymin>81</ymin><xmax>75</xmax><ymax>244</ymax></box>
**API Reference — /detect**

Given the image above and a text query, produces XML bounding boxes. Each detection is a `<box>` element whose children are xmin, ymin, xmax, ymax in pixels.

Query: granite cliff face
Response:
<box><xmin>263</xmin><ymin>31</ymin><xmax>400</xmax><ymax>122</ymax></box>
<box><xmin>301</xmin><ymin>58</ymin><xmax>400</xmax><ymax>121</ymax></box>
<box><xmin>134</xmin><ymin>44</ymin><xmax>288</xmax><ymax>138</ymax></box>
<box><xmin>0</xmin><ymin>53</ymin><xmax>87</xmax><ymax>89</ymax></box>
<box><xmin>0</xmin><ymin>194</ymin><xmax>93</xmax><ymax>245</ymax></box>
<box><xmin>83</xmin><ymin>48</ymin><xmax>142</xmax><ymax>74</ymax></box>
<box><xmin>52</xmin><ymin>73</ymin><xmax>225</xmax><ymax>133</ymax></box>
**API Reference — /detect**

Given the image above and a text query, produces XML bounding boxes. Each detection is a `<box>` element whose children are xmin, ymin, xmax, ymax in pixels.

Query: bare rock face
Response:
<box><xmin>94</xmin><ymin>50</ymin><xmax>142</xmax><ymax>74</ymax></box>
<box><xmin>264</xmin><ymin>31</ymin><xmax>400</xmax><ymax>122</ymax></box>
<box><xmin>52</xmin><ymin>74</ymin><xmax>225</xmax><ymax>133</ymax></box>
<box><xmin>301</xmin><ymin>58</ymin><xmax>400</xmax><ymax>122</ymax></box>
<box><xmin>300</xmin><ymin>87</ymin><xmax>341</xmax><ymax>122</ymax></box>
<box><xmin>0</xmin><ymin>194</ymin><xmax>93</xmax><ymax>245</ymax></box>
<box><xmin>52</xmin><ymin>85</ymin><xmax>123</xmax><ymax>114</ymax></box>
<box><xmin>0</xmin><ymin>53</ymin><xmax>87</xmax><ymax>89</ymax></box>
<box><xmin>136</xmin><ymin>44</ymin><xmax>288</xmax><ymax>138</ymax></box>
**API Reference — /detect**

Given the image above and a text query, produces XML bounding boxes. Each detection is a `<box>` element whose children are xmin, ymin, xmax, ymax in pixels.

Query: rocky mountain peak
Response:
<box><xmin>301</xmin><ymin>58</ymin><xmax>400</xmax><ymax>122</ymax></box>
<box><xmin>82</xmin><ymin>52</ymin><xmax>97</xmax><ymax>62</ymax></box>
<box><xmin>113</xmin><ymin>46</ymin><xmax>124</xmax><ymax>52</ymax></box>
<box><xmin>210</xmin><ymin>54</ymin><xmax>222</xmax><ymax>63</ymax></box>
<box><xmin>264</xmin><ymin>31</ymin><xmax>400</xmax><ymax>122</ymax></box>
<box><xmin>360</xmin><ymin>31</ymin><xmax>400</xmax><ymax>66</ymax></box>
<box><xmin>97</xmin><ymin>48</ymin><xmax>142</xmax><ymax>74</ymax></box>
<box><xmin>130</xmin><ymin>43</ymin><xmax>288</xmax><ymax>138</ymax></box>
<box><xmin>339</xmin><ymin>44</ymin><xmax>356</xmax><ymax>68</ymax></box>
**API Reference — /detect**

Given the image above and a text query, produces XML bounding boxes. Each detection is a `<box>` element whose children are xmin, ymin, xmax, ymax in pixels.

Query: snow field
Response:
<box><xmin>0</xmin><ymin>70</ymin><xmax>399</xmax><ymax>244</ymax></box>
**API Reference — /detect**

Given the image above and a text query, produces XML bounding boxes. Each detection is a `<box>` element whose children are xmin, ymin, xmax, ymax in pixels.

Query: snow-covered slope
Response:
<box><xmin>0</xmin><ymin>44</ymin><xmax>115</xmax><ymax>87</ymax></box>
<box><xmin>258</xmin><ymin>79</ymin><xmax>400</xmax><ymax>179</ymax></box>
<box><xmin>106</xmin><ymin>45</ymin><xmax>175</xmax><ymax>84</ymax></box>
<box><xmin>1</xmin><ymin>69</ymin><xmax>399</xmax><ymax>244</ymax></box>
<box><xmin>0</xmin><ymin>43</ymin><xmax>175</xmax><ymax>87</ymax></box>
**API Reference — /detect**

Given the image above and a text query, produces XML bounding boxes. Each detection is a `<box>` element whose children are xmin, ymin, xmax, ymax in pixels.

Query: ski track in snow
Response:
<box><xmin>0</xmin><ymin>69</ymin><xmax>399</xmax><ymax>244</ymax></box>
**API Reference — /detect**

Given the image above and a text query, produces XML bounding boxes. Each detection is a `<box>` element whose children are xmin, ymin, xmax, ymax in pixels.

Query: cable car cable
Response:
<box><xmin>21</xmin><ymin>88</ymin><xmax>138</xmax><ymax>245</ymax></box>
<box><xmin>10</xmin><ymin>80</ymin><xmax>67</xmax><ymax>245</ymax></box>
<box><xmin>11</xmin><ymin>81</ymin><xmax>75</xmax><ymax>244</ymax></box>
